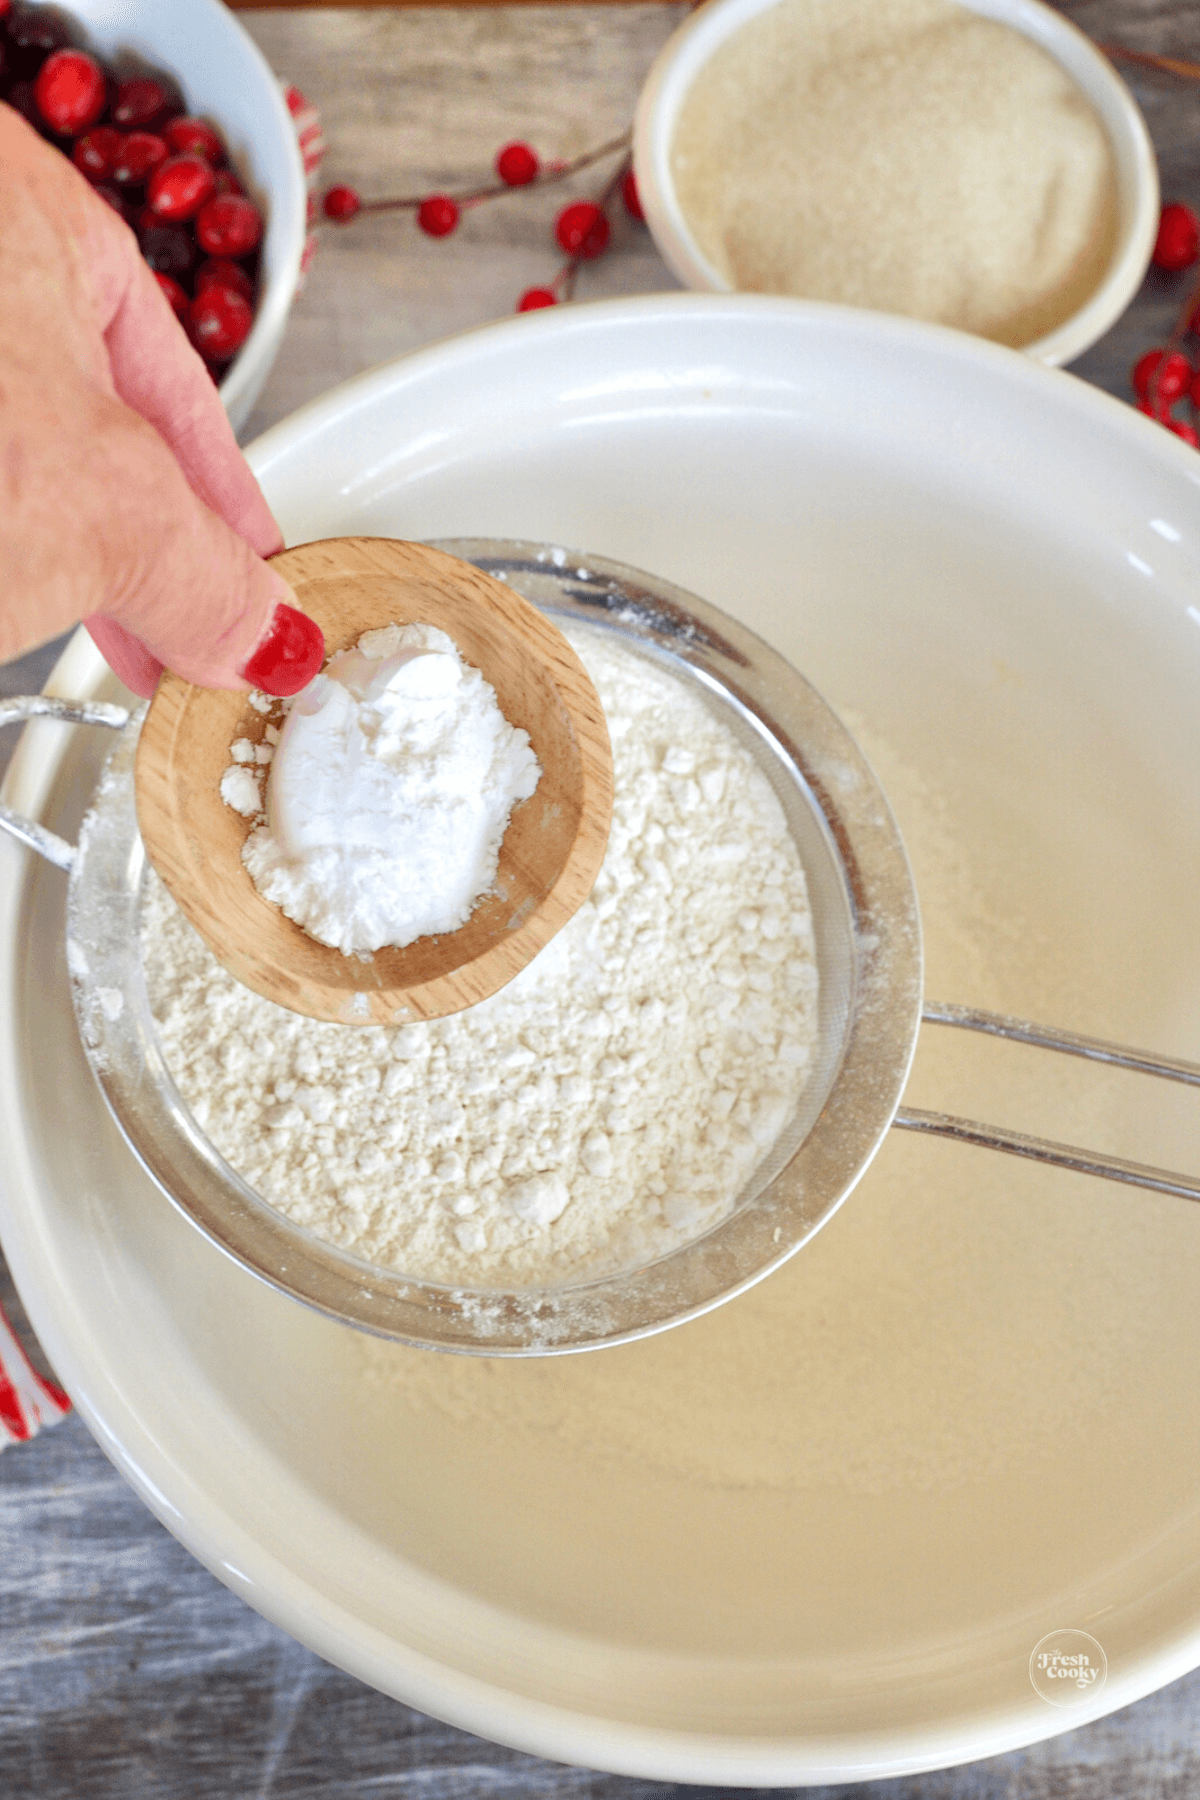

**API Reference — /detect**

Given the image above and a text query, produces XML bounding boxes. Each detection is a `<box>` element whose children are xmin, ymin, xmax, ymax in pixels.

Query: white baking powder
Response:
<box><xmin>227</xmin><ymin>624</ymin><xmax>541</xmax><ymax>955</ymax></box>
<box><xmin>143</xmin><ymin>628</ymin><xmax>818</xmax><ymax>1290</ymax></box>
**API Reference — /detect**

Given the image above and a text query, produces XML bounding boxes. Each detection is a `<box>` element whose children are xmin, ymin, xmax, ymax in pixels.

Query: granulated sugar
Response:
<box><xmin>141</xmin><ymin>628</ymin><xmax>818</xmax><ymax>1289</ymax></box>
<box><xmin>670</xmin><ymin>0</ymin><xmax>1117</xmax><ymax>347</ymax></box>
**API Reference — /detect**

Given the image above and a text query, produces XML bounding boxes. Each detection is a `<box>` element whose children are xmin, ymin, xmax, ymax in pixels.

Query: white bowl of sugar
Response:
<box><xmin>633</xmin><ymin>0</ymin><xmax>1158</xmax><ymax>364</ymax></box>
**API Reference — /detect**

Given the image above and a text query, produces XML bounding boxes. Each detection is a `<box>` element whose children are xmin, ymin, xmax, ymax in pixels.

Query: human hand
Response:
<box><xmin>0</xmin><ymin>103</ymin><xmax>323</xmax><ymax>698</ymax></box>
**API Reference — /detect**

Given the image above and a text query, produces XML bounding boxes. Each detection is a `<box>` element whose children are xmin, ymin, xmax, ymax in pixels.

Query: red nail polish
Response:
<box><xmin>240</xmin><ymin>603</ymin><xmax>324</xmax><ymax>697</ymax></box>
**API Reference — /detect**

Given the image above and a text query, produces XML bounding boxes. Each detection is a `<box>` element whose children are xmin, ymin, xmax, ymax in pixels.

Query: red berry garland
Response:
<box><xmin>518</xmin><ymin>287</ymin><xmax>557</xmax><ymax>311</ymax></box>
<box><xmin>318</xmin><ymin>129</ymin><xmax>643</xmax><ymax>313</ymax></box>
<box><xmin>555</xmin><ymin>200</ymin><xmax>609</xmax><ymax>259</ymax></box>
<box><xmin>417</xmin><ymin>194</ymin><xmax>459</xmax><ymax>238</ymax></box>
<box><xmin>1153</xmin><ymin>202</ymin><xmax>1200</xmax><ymax>273</ymax></box>
<box><xmin>496</xmin><ymin>141</ymin><xmax>539</xmax><ymax>186</ymax></box>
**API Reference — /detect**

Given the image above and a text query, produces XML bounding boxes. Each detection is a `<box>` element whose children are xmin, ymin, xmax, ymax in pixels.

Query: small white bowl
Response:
<box><xmin>69</xmin><ymin>0</ymin><xmax>306</xmax><ymax>433</ymax></box>
<box><xmin>633</xmin><ymin>0</ymin><xmax>1159</xmax><ymax>365</ymax></box>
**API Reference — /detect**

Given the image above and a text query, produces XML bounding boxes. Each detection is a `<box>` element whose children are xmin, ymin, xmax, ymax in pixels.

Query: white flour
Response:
<box><xmin>142</xmin><ymin>628</ymin><xmax>819</xmax><ymax>1289</ymax></box>
<box><xmin>227</xmin><ymin>624</ymin><xmax>541</xmax><ymax>955</ymax></box>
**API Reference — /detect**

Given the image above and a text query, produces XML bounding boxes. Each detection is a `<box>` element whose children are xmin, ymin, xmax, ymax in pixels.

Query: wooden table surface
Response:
<box><xmin>5</xmin><ymin>5</ymin><xmax>1200</xmax><ymax>1794</ymax></box>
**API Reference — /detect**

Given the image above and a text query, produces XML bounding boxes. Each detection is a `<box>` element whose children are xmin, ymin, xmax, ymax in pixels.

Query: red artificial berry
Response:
<box><xmin>187</xmin><ymin>284</ymin><xmax>253</xmax><ymax>361</ymax></box>
<box><xmin>496</xmin><ymin>142</ymin><xmax>539</xmax><ymax>186</ymax></box>
<box><xmin>113</xmin><ymin>75</ymin><xmax>171</xmax><ymax>129</ymax></box>
<box><xmin>621</xmin><ymin>168</ymin><xmax>644</xmax><ymax>221</ymax></box>
<box><xmin>212</xmin><ymin>168</ymin><xmax>244</xmax><ymax>198</ymax></box>
<box><xmin>1153</xmin><ymin>203</ymin><xmax>1200</xmax><ymax>273</ymax></box>
<box><xmin>417</xmin><ymin>194</ymin><xmax>459</xmax><ymax>238</ymax></box>
<box><xmin>111</xmin><ymin>130</ymin><xmax>167</xmax><ymax>185</ymax></box>
<box><xmin>555</xmin><ymin>200</ymin><xmax>610</xmax><ymax>259</ymax></box>
<box><xmin>34</xmin><ymin>48</ymin><xmax>105</xmax><ymax>136</ymax></box>
<box><xmin>164</xmin><ymin>115</ymin><xmax>223</xmax><ymax>164</ymax></box>
<box><xmin>323</xmin><ymin>183</ymin><xmax>361</xmax><ymax>222</ymax></box>
<box><xmin>195</xmin><ymin>257</ymin><xmax>255</xmax><ymax>302</ymax></box>
<box><xmin>147</xmin><ymin>153</ymin><xmax>216</xmax><ymax>222</ymax></box>
<box><xmin>1132</xmin><ymin>347</ymin><xmax>1191</xmax><ymax>405</ymax></box>
<box><xmin>195</xmin><ymin>193</ymin><xmax>262</xmax><ymax>258</ymax></box>
<box><xmin>153</xmin><ymin>271</ymin><xmax>189</xmax><ymax>319</ymax></box>
<box><xmin>72</xmin><ymin>125</ymin><xmax>122</xmax><ymax>182</ymax></box>
<box><xmin>517</xmin><ymin>287</ymin><xmax>558</xmax><ymax>311</ymax></box>
<box><xmin>1170</xmin><ymin>418</ymin><xmax>1200</xmax><ymax>447</ymax></box>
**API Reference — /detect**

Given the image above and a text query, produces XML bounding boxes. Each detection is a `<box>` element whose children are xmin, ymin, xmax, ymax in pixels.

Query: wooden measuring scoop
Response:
<box><xmin>134</xmin><ymin>537</ymin><xmax>614</xmax><ymax>1023</ymax></box>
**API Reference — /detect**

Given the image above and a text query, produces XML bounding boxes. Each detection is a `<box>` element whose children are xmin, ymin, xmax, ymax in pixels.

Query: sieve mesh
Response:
<box><xmin>60</xmin><ymin>544</ymin><xmax>924</xmax><ymax>1354</ymax></box>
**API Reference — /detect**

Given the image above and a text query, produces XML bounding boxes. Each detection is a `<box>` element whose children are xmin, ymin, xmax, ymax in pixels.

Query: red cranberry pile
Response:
<box><xmin>0</xmin><ymin>1</ymin><xmax>262</xmax><ymax>377</ymax></box>
<box><xmin>1131</xmin><ymin>201</ymin><xmax>1200</xmax><ymax>447</ymax></box>
<box><xmin>320</xmin><ymin>133</ymin><xmax>644</xmax><ymax>312</ymax></box>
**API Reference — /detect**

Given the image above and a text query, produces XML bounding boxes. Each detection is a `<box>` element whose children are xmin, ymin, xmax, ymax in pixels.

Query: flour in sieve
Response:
<box><xmin>141</xmin><ymin>627</ymin><xmax>818</xmax><ymax>1289</ymax></box>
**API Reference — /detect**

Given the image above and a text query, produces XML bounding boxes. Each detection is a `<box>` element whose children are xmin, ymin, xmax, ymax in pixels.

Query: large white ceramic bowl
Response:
<box><xmin>4</xmin><ymin>295</ymin><xmax>1200</xmax><ymax>1783</ymax></box>
<box><xmin>633</xmin><ymin>0</ymin><xmax>1159</xmax><ymax>366</ymax></box>
<box><xmin>69</xmin><ymin>0</ymin><xmax>306</xmax><ymax>434</ymax></box>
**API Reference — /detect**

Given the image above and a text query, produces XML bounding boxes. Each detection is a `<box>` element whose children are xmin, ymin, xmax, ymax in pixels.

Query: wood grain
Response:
<box><xmin>136</xmin><ymin>538</ymin><xmax>613</xmax><ymax>1023</ymax></box>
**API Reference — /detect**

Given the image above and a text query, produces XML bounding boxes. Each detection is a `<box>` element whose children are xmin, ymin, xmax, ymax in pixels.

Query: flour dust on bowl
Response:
<box><xmin>5</xmin><ymin>297</ymin><xmax>1200</xmax><ymax>1782</ymax></box>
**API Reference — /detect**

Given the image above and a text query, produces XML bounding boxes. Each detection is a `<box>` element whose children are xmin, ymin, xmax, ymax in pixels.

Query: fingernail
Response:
<box><xmin>240</xmin><ymin>603</ymin><xmax>324</xmax><ymax>696</ymax></box>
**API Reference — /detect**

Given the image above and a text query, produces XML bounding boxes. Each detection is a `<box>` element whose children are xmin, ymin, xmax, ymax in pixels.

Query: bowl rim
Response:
<box><xmin>632</xmin><ymin>0</ymin><xmax>1159</xmax><ymax>367</ymax></box>
<box><xmin>6</xmin><ymin>293</ymin><xmax>1200</xmax><ymax>1784</ymax></box>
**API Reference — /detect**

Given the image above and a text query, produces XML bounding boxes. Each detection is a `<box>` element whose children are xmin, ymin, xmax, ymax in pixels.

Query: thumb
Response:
<box><xmin>83</xmin><ymin>395</ymin><xmax>323</xmax><ymax>697</ymax></box>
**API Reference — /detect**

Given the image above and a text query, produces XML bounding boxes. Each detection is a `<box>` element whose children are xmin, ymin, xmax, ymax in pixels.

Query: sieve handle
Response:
<box><xmin>0</xmin><ymin>696</ymin><xmax>131</xmax><ymax>872</ymax></box>
<box><xmin>893</xmin><ymin>1002</ymin><xmax>1200</xmax><ymax>1202</ymax></box>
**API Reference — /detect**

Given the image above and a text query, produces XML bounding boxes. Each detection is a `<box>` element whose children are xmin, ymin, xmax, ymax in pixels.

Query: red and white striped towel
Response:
<box><xmin>0</xmin><ymin>1299</ymin><xmax>71</xmax><ymax>1449</ymax></box>
<box><xmin>282</xmin><ymin>82</ymin><xmax>326</xmax><ymax>284</ymax></box>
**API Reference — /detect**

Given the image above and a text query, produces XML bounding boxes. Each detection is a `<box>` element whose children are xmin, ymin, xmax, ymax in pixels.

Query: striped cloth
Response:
<box><xmin>0</xmin><ymin>1300</ymin><xmax>70</xmax><ymax>1449</ymax></box>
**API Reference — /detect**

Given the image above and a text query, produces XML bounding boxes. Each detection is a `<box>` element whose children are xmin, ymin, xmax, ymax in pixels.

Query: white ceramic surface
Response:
<box><xmin>69</xmin><ymin>0</ymin><xmax>306</xmax><ymax>434</ymax></box>
<box><xmin>633</xmin><ymin>0</ymin><xmax>1159</xmax><ymax>366</ymax></box>
<box><xmin>5</xmin><ymin>295</ymin><xmax>1200</xmax><ymax>1783</ymax></box>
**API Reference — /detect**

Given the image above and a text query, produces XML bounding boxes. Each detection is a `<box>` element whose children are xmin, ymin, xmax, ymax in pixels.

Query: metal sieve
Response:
<box><xmin>4</xmin><ymin>541</ymin><xmax>1199</xmax><ymax>1356</ymax></box>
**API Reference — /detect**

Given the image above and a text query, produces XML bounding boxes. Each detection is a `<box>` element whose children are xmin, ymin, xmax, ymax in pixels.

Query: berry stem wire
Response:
<box><xmin>1099</xmin><ymin>44</ymin><xmax>1200</xmax><ymax>83</ymax></box>
<box><xmin>344</xmin><ymin>130</ymin><xmax>633</xmax><ymax>220</ymax></box>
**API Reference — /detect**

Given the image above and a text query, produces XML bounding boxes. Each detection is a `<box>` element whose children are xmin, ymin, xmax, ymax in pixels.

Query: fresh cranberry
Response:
<box><xmin>555</xmin><ymin>200</ymin><xmax>609</xmax><ymax>259</ymax></box>
<box><xmin>4</xmin><ymin>79</ymin><xmax>40</xmax><ymax>127</ymax></box>
<box><xmin>194</xmin><ymin>193</ymin><xmax>261</xmax><ymax>258</ymax></box>
<box><xmin>517</xmin><ymin>287</ymin><xmax>557</xmax><ymax>311</ymax></box>
<box><xmin>147</xmin><ymin>152</ymin><xmax>215</xmax><ymax>221</ymax></box>
<box><xmin>1170</xmin><ymin>418</ymin><xmax>1200</xmax><ymax>447</ymax></box>
<box><xmin>187</xmin><ymin>284</ymin><xmax>253</xmax><ymax>360</ymax></box>
<box><xmin>195</xmin><ymin>257</ymin><xmax>254</xmax><ymax>302</ymax></box>
<box><xmin>496</xmin><ymin>142</ymin><xmax>539</xmax><ymax>186</ymax></box>
<box><xmin>1153</xmin><ymin>203</ymin><xmax>1200</xmax><ymax>273</ymax></box>
<box><xmin>417</xmin><ymin>194</ymin><xmax>459</xmax><ymax>237</ymax></box>
<box><xmin>72</xmin><ymin>125</ymin><xmax>122</xmax><ymax>181</ymax></box>
<box><xmin>153</xmin><ymin>271</ymin><xmax>189</xmax><ymax>319</ymax></box>
<box><xmin>164</xmin><ymin>115</ymin><xmax>223</xmax><ymax>163</ymax></box>
<box><xmin>110</xmin><ymin>130</ymin><xmax>167</xmax><ymax>186</ymax></box>
<box><xmin>323</xmin><ymin>183</ymin><xmax>360</xmax><ymax>222</ymax></box>
<box><xmin>112</xmin><ymin>74</ymin><xmax>171</xmax><ymax>129</ymax></box>
<box><xmin>1132</xmin><ymin>348</ymin><xmax>1192</xmax><ymax>404</ymax></box>
<box><xmin>212</xmin><ymin>168</ymin><xmax>243</xmax><ymax>198</ymax></box>
<box><xmin>621</xmin><ymin>168</ymin><xmax>644</xmax><ymax>222</ymax></box>
<box><xmin>92</xmin><ymin>183</ymin><xmax>131</xmax><ymax>222</ymax></box>
<box><xmin>4</xmin><ymin>4</ymin><xmax>71</xmax><ymax>80</ymax></box>
<box><xmin>34</xmin><ymin>47</ymin><xmax>104</xmax><ymax>135</ymax></box>
<box><xmin>138</xmin><ymin>221</ymin><xmax>194</xmax><ymax>277</ymax></box>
